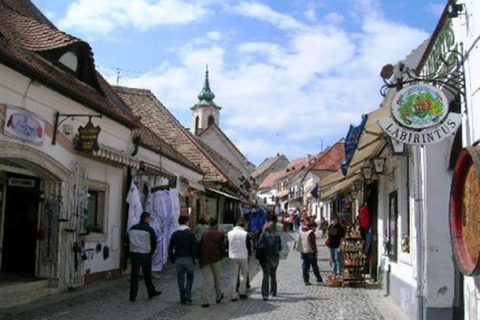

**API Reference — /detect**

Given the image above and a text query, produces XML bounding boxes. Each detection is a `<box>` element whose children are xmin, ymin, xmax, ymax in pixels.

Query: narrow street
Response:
<box><xmin>0</xmin><ymin>231</ymin><xmax>406</xmax><ymax>320</ymax></box>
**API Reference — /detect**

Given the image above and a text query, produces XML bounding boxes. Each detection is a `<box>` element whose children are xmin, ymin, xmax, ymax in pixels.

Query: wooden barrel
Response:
<box><xmin>450</xmin><ymin>147</ymin><xmax>480</xmax><ymax>276</ymax></box>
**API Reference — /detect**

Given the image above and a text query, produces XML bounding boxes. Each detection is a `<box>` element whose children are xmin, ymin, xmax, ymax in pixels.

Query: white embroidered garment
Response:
<box><xmin>126</xmin><ymin>181</ymin><xmax>142</xmax><ymax>230</ymax></box>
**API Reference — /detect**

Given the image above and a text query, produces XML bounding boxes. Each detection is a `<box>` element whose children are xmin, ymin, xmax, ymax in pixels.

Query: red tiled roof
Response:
<box><xmin>309</xmin><ymin>140</ymin><xmax>345</xmax><ymax>172</ymax></box>
<box><xmin>258</xmin><ymin>171</ymin><xmax>285</xmax><ymax>190</ymax></box>
<box><xmin>134</xmin><ymin>125</ymin><xmax>203</xmax><ymax>175</ymax></box>
<box><xmin>0</xmin><ymin>3</ymin><xmax>138</xmax><ymax>127</ymax></box>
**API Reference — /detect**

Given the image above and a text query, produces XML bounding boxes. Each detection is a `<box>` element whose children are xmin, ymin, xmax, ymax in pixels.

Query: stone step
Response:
<box><xmin>0</xmin><ymin>286</ymin><xmax>57</xmax><ymax>308</ymax></box>
<box><xmin>0</xmin><ymin>279</ymin><xmax>50</xmax><ymax>294</ymax></box>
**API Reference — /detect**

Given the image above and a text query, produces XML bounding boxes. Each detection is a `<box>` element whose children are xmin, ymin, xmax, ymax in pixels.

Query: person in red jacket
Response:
<box><xmin>199</xmin><ymin>218</ymin><xmax>225</xmax><ymax>308</ymax></box>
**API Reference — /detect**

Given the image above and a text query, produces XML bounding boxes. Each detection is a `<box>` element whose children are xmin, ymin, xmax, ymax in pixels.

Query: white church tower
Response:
<box><xmin>191</xmin><ymin>66</ymin><xmax>221</xmax><ymax>136</ymax></box>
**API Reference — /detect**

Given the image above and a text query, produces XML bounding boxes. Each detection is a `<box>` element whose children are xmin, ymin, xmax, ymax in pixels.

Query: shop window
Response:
<box><xmin>85</xmin><ymin>180</ymin><xmax>109</xmax><ymax>241</ymax></box>
<box><xmin>86</xmin><ymin>190</ymin><xmax>105</xmax><ymax>233</ymax></box>
<box><xmin>388</xmin><ymin>191</ymin><xmax>398</xmax><ymax>261</ymax></box>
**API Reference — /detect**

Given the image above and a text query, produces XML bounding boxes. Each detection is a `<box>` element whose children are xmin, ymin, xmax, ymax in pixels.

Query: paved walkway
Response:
<box><xmin>0</xmin><ymin>231</ymin><xmax>408</xmax><ymax>320</ymax></box>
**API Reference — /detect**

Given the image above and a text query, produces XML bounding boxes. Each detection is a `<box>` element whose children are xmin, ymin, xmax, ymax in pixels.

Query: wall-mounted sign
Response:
<box><xmin>378</xmin><ymin>113</ymin><xmax>461</xmax><ymax>145</ymax></box>
<box><xmin>3</xmin><ymin>106</ymin><xmax>45</xmax><ymax>145</ymax></box>
<box><xmin>8</xmin><ymin>177</ymin><xmax>36</xmax><ymax>188</ymax></box>
<box><xmin>378</xmin><ymin>83</ymin><xmax>461</xmax><ymax>145</ymax></box>
<box><xmin>392</xmin><ymin>84</ymin><xmax>449</xmax><ymax>129</ymax></box>
<box><xmin>74</xmin><ymin>119</ymin><xmax>101</xmax><ymax>152</ymax></box>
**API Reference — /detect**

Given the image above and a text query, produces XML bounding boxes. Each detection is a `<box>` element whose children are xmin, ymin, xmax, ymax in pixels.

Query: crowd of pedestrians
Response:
<box><xmin>126</xmin><ymin>209</ymin><xmax>344</xmax><ymax>306</ymax></box>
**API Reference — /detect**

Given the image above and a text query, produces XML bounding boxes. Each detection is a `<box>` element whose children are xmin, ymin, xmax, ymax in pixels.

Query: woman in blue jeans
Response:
<box><xmin>327</xmin><ymin>216</ymin><xmax>345</xmax><ymax>277</ymax></box>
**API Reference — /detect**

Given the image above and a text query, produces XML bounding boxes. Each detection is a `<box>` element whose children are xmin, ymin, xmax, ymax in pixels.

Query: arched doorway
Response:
<box><xmin>0</xmin><ymin>141</ymin><xmax>69</xmax><ymax>283</ymax></box>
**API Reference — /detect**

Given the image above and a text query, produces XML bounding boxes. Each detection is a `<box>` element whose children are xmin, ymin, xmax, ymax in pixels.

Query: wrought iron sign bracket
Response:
<box><xmin>52</xmin><ymin>111</ymin><xmax>102</xmax><ymax>145</ymax></box>
<box><xmin>380</xmin><ymin>49</ymin><xmax>467</xmax><ymax>106</ymax></box>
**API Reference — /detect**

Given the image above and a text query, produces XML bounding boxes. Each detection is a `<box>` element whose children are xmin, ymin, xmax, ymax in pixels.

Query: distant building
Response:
<box><xmin>251</xmin><ymin>154</ymin><xmax>289</xmax><ymax>186</ymax></box>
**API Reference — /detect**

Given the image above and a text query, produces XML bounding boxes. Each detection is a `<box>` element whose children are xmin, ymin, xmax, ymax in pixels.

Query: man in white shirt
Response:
<box><xmin>228</xmin><ymin>219</ymin><xmax>251</xmax><ymax>301</ymax></box>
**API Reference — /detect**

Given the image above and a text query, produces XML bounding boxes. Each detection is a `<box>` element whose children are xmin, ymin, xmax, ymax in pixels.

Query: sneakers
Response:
<box><xmin>148</xmin><ymin>290</ymin><xmax>162</xmax><ymax>299</ymax></box>
<box><xmin>262</xmin><ymin>297</ymin><xmax>269</xmax><ymax>301</ymax></box>
<box><xmin>201</xmin><ymin>304</ymin><xmax>210</xmax><ymax>308</ymax></box>
<box><xmin>305</xmin><ymin>282</ymin><xmax>312</xmax><ymax>286</ymax></box>
<box><xmin>129</xmin><ymin>297</ymin><xmax>136</xmax><ymax>302</ymax></box>
<box><xmin>216</xmin><ymin>293</ymin><xmax>224</xmax><ymax>304</ymax></box>
<box><xmin>239</xmin><ymin>294</ymin><xmax>248</xmax><ymax>300</ymax></box>
<box><xmin>231</xmin><ymin>298</ymin><xmax>238</xmax><ymax>302</ymax></box>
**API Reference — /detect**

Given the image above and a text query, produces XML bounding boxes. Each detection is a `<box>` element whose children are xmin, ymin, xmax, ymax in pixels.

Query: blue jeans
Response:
<box><xmin>175</xmin><ymin>257</ymin><xmax>195</xmax><ymax>301</ymax></box>
<box><xmin>330</xmin><ymin>248</ymin><xmax>342</xmax><ymax>276</ymax></box>
<box><xmin>301</xmin><ymin>252</ymin><xmax>322</xmax><ymax>283</ymax></box>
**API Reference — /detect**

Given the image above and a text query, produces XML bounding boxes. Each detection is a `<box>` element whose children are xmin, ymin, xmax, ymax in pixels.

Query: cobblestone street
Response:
<box><xmin>0</xmin><ymin>231</ymin><xmax>407</xmax><ymax>320</ymax></box>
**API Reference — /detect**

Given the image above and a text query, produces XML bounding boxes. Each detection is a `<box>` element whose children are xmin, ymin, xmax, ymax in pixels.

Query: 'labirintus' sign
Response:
<box><xmin>378</xmin><ymin>113</ymin><xmax>461</xmax><ymax>145</ymax></box>
<box><xmin>379</xmin><ymin>83</ymin><xmax>461</xmax><ymax>145</ymax></box>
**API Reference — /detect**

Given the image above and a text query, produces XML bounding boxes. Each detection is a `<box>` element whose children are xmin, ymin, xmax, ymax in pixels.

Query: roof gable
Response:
<box><xmin>114</xmin><ymin>86</ymin><xmax>246</xmax><ymax>190</ymax></box>
<box><xmin>252</xmin><ymin>154</ymin><xmax>288</xmax><ymax>179</ymax></box>
<box><xmin>198</xmin><ymin>123</ymin><xmax>252</xmax><ymax>173</ymax></box>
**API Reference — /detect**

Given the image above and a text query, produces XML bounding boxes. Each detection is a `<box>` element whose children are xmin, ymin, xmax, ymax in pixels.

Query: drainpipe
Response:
<box><xmin>415</xmin><ymin>145</ymin><xmax>425</xmax><ymax>320</ymax></box>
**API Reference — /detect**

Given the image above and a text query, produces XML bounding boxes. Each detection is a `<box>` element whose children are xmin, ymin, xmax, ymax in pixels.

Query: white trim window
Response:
<box><xmin>85</xmin><ymin>180</ymin><xmax>109</xmax><ymax>242</ymax></box>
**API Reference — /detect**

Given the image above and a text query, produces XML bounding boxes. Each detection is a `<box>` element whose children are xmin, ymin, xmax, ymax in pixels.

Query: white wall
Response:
<box><xmin>0</xmin><ymin>63</ymin><xmax>133</xmax><ymax>277</ymax></box>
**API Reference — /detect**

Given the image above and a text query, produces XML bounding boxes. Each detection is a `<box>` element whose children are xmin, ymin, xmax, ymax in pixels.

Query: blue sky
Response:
<box><xmin>33</xmin><ymin>0</ymin><xmax>445</xmax><ymax>165</ymax></box>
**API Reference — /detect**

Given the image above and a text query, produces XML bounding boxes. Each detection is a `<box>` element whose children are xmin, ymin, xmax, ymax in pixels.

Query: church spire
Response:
<box><xmin>197</xmin><ymin>65</ymin><xmax>216</xmax><ymax>105</ymax></box>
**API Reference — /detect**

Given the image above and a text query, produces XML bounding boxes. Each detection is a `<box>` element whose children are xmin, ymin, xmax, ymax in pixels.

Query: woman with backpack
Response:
<box><xmin>256</xmin><ymin>222</ymin><xmax>282</xmax><ymax>301</ymax></box>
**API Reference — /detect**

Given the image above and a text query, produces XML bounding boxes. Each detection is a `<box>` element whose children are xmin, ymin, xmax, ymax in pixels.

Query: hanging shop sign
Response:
<box><xmin>378</xmin><ymin>83</ymin><xmax>461</xmax><ymax>145</ymax></box>
<box><xmin>3</xmin><ymin>105</ymin><xmax>45</xmax><ymax>145</ymax></box>
<box><xmin>74</xmin><ymin>118</ymin><xmax>101</xmax><ymax>152</ymax></box>
<box><xmin>450</xmin><ymin>146</ymin><xmax>480</xmax><ymax>276</ymax></box>
<box><xmin>378</xmin><ymin>113</ymin><xmax>461</xmax><ymax>145</ymax></box>
<box><xmin>391</xmin><ymin>84</ymin><xmax>450</xmax><ymax>129</ymax></box>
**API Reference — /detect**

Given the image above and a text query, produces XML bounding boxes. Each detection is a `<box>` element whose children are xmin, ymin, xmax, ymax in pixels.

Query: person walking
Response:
<box><xmin>126</xmin><ymin>212</ymin><xmax>162</xmax><ymax>302</ymax></box>
<box><xmin>169</xmin><ymin>215</ymin><xmax>197</xmax><ymax>304</ymax></box>
<box><xmin>327</xmin><ymin>215</ymin><xmax>345</xmax><ymax>277</ymax></box>
<box><xmin>256</xmin><ymin>222</ymin><xmax>282</xmax><ymax>301</ymax></box>
<box><xmin>298</xmin><ymin>221</ymin><xmax>323</xmax><ymax>285</ymax></box>
<box><xmin>194</xmin><ymin>217</ymin><xmax>208</xmax><ymax>243</ymax></box>
<box><xmin>199</xmin><ymin>218</ymin><xmax>225</xmax><ymax>308</ymax></box>
<box><xmin>228</xmin><ymin>219</ymin><xmax>251</xmax><ymax>301</ymax></box>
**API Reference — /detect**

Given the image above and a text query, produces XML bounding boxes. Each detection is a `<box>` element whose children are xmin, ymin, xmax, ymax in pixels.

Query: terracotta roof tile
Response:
<box><xmin>258</xmin><ymin>171</ymin><xmax>285</xmax><ymax>190</ymax></box>
<box><xmin>0</xmin><ymin>4</ymin><xmax>138</xmax><ymax>127</ymax></box>
<box><xmin>134</xmin><ymin>125</ymin><xmax>203</xmax><ymax>175</ymax></box>
<box><xmin>114</xmin><ymin>86</ymin><xmax>249</xmax><ymax>189</ymax></box>
<box><xmin>309</xmin><ymin>141</ymin><xmax>345</xmax><ymax>172</ymax></box>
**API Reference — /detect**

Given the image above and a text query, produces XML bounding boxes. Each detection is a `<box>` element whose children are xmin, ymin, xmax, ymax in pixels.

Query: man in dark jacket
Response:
<box><xmin>169</xmin><ymin>215</ymin><xmax>196</xmax><ymax>304</ymax></box>
<box><xmin>199</xmin><ymin>218</ymin><xmax>225</xmax><ymax>308</ymax></box>
<box><xmin>127</xmin><ymin>212</ymin><xmax>161</xmax><ymax>302</ymax></box>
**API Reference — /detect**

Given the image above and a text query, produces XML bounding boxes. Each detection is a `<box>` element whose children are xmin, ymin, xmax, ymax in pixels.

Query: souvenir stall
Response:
<box><xmin>126</xmin><ymin>166</ymin><xmax>180</xmax><ymax>272</ymax></box>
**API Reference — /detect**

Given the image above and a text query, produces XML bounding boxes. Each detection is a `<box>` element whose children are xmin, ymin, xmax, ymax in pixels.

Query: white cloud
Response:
<box><xmin>58</xmin><ymin>0</ymin><xmax>211</xmax><ymax>35</ymax></box>
<box><xmin>231</xmin><ymin>2</ymin><xmax>309</xmax><ymax>31</ymax></box>
<box><xmin>114</xmin><ymin>1</ymin><xmax>428</xmax><ymax>163</ymax></box>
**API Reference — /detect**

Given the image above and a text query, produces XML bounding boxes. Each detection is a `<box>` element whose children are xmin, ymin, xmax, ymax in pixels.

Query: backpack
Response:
<box><xmin>256</xmin><ymin>233</ymin><xmax>278</xmax><ymax>262</ymax></box>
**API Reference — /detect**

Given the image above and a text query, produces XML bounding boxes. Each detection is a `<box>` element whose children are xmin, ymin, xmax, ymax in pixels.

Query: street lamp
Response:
<box><xmin>373</xmin><ymin>157</ymin><xmax>386</xmax><ymax>174</ymax></box>
<box><xmin>389</xmin><ymin>138</ymin><xmax>406</xmax><ymax>156</ymax></box>
<box><xmin>362</xmin><ymin>167</ymin><xmax>373</xmax><ymax>180</ymax></box>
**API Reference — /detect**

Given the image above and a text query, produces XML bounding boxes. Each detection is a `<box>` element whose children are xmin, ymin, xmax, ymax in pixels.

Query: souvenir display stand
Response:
<box><xmin>342</xmin><ymin>228</ymin><xmax>366</xmax><ymax>284</ymax></box>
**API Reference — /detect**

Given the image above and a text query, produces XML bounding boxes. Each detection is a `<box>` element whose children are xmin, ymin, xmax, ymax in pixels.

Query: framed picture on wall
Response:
<box><xmin>388</xmin><ymin>191</ymin><xmax>398</xmax><ymax>261</ymax></box>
